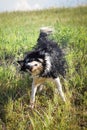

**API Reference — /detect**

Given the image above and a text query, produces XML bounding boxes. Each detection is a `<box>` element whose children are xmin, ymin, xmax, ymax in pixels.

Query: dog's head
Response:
<box><xmin>18</xmin><ymin>51</ymin><xmax>44</xmax><ymax>76</ymax></box>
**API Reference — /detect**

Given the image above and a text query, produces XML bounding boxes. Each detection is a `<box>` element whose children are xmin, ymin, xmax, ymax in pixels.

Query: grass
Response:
<box><xmin>0</xmin><ymin>6</ymin><xmax>87</xmax><ymax>130</ymax></box>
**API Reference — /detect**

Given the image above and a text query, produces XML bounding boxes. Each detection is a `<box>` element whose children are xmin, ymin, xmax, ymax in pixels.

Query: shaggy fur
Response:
<box><xmin>18</xmin><ymin>27</ymin><xmax>67</xmax><ymax>108</ymax></box>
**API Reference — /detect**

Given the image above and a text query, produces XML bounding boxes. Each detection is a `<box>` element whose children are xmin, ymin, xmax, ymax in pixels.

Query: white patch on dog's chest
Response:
<box><xmin>33</xmin><ymin>76</ymin><xmax>46</xmax><ymax>85</ymax></box>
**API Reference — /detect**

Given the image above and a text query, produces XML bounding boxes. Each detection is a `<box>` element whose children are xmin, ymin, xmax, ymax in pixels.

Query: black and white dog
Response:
<box><xmin>18</xmin><ymin>27</ymin><xmax>67</xmax><ymax>108</ymax></box>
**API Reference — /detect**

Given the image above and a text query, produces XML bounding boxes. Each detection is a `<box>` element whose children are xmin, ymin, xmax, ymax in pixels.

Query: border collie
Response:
<box><xmin>18</xmin><ymin>27</ymin><xmax>67</xmax><ymax>108</ymax></box>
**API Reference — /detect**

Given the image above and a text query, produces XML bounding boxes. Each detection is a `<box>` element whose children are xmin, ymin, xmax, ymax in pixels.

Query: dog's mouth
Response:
<box><xmin>22</xmin><ymin>65</ymin><xmax>33</xmax><ymax>74</ymax></box>
<box><xmin>26</xmin><ymin>65</ymin><xmax>32</xmax><ymax>72</ymax></box>
<box><xmin>25</xmin><ymin>68</ymin><xmax>31</xmax><ymax>73</ymax></box>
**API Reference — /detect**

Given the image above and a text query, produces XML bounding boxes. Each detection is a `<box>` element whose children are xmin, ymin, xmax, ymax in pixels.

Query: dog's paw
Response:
<box><xmin>29</xmin><ymin>103</ymin><xmax>34</xmax><ymax>109</ymax></box>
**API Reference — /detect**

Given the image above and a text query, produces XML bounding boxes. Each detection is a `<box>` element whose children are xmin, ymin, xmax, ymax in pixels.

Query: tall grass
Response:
<box><xmin>0</xmin><ymin>6</ymin><xmax>87</xmax><ymax>130</ymax></box>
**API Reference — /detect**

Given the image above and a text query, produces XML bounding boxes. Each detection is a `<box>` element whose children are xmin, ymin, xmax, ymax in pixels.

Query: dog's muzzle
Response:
<box><xmin>24</xmin><ymin>63</ymin><xmax>32</xmax><ymax>72</ymax></box>
<box><xmin>20</xmin><ymin>63</ymin><xmax>32</xmax><ymax>72</ymax></box>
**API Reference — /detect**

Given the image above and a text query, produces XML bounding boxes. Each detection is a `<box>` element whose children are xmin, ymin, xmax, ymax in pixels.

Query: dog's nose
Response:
<box><xmin>26</xmin><ymin>64</ymin><xmax>32</xmax><ymax>71</ymax></box>
<box><xmin>28</xmin><ymin>66</ymin><xmax>32</xmax><ymax>71</ymax></box>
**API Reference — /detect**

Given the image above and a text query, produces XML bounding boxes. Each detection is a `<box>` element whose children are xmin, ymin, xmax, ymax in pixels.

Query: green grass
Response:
<box><xmin>0</xmin><ymin>6</ymin><xmax>87</xmax><ymax>130</ymax></box>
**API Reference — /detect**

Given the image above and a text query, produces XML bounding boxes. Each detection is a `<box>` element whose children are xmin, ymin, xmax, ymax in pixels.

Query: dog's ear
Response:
<box><xmin>38</xmin><ymin>58</ymin><xmax>43</xmax><ymax>63</ymax></box>
<box><xmin>17</xmin><ymin>60</ymin><xmax>24</xmax><ymax>66</ymax></box>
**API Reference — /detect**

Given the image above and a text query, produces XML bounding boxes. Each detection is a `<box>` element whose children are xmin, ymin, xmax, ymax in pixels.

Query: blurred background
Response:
<box><xmin>0</xmin><ymin>0</ymin><xmax>87</xmax><ymax>12</ymax></box>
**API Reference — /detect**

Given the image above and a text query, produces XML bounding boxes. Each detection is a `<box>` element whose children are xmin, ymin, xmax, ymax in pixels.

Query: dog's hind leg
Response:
<box><xmin>54</xmin><ymin>77</ymin><xmax>66</xmax><ymax>102</ymax></box>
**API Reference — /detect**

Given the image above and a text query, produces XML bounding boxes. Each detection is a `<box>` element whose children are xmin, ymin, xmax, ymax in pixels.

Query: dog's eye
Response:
<box><xmin>35</xmin><ymin>64</ymin><xmax>38</xmax><ymax>66</ymax></box>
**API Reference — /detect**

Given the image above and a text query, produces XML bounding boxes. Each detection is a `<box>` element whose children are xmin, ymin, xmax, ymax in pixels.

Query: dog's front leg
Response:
<box><xmin>29</xmin><ymin>80</ymin><xmax>38</xmax><ymax>108</ymax></box>
<box><xmin>54</xmin><ymin>77</ymin><xmax>66</xmax><ymax>102</ymax></box>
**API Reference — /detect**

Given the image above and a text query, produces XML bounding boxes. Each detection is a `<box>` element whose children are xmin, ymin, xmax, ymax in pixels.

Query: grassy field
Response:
<box><xmin>0</xmin><ymin>6</ymin><xmax>87</xmax><ymax>130</ymax></box>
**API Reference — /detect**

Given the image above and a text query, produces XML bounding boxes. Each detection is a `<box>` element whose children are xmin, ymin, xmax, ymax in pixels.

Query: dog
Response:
<box><xmin>18</xmin><ymin>27</ymin><xmax>67</xmax><ymax>108</ymax></box>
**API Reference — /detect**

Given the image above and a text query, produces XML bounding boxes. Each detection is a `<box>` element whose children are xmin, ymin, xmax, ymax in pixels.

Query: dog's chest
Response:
<box><xmin>33</xmin><ymin>76</ymin><xmax>47</xmax><ymax>85</ymax></box>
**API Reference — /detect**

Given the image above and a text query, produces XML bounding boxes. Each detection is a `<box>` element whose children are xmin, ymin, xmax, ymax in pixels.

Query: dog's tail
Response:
<box><xmin>38</xmin><ymin>27</ymin><xmax>54</xmax><ymax>39</ymax></box>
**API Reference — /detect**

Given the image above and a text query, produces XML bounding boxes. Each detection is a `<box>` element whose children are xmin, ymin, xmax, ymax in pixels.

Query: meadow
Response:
<box><xmin>0</xmin><ymin>6</ymin><xmax>87</xmax><ymax>130</ymax></box>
